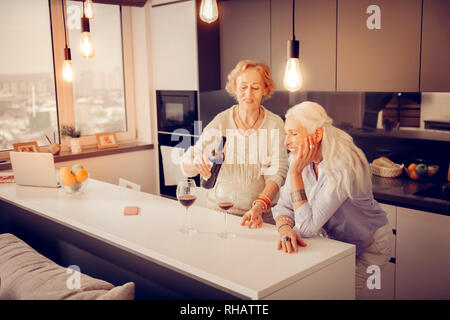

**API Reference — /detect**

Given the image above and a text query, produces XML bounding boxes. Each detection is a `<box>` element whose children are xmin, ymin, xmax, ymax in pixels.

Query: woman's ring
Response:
<box><xmin>309</xmin><ymin>145</ymin><xmax>315</xmax><ymax>149</ymax></box>
<box><xmin>282</xmin><ymin>236</ymin><xmax>290</xmax><ymax>242</ymax></box>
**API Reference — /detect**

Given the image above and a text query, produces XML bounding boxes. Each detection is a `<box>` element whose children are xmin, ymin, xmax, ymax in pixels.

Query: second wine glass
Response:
<box><xmin>177</xmin><ymin>179</ymin><xmax>198</xmax><ymax>235</ymax></box>
<box><xmin>215</xmin><ymin>181</ymin><xmax>236</xmax><ymax>239</ymax></box>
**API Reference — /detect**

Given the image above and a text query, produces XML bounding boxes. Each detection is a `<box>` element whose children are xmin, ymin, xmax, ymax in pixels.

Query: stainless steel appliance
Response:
<box><xmin>156</xmin><ymin>90</ymin><xmax>199</xmax><ymax>198</ymax></box>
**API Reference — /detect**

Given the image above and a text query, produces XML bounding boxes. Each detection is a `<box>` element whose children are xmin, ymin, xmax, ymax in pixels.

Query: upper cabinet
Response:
<box><xmin>420</xmin><ymin>0</ymin><xmax>450</xmax><ymax>92</ymax></box>
<box><xmin>219</xmin><ymin>0</ymin><xmax>271</xmax><ymax>89</ymax></box>
<box><xmin>151</xmin><ymin>1</ymin><xmax>199</xmax><ymax>91</ymax></box>
<box><xmin>271</xmin><ymin>0</ymin><xmax>337</xmax><ymax>91</ymax></box>
<box><xmin>337</xmin><ymin>0</ymin><xmax>422</xmax><ymax>92</ymax></box>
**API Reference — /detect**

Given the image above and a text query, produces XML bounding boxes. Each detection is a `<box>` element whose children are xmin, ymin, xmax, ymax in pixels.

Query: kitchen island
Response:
<box><xmin>0</xmin><ymin>178</ymin><xmax>355</xmax><ymax>299</ymax></box>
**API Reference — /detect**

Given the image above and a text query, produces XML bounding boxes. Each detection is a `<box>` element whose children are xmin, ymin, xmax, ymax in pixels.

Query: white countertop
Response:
<box><xmin>0</xmin><ymin>178</ymin><xmax>355</xmax><ymax>299</ymax></box>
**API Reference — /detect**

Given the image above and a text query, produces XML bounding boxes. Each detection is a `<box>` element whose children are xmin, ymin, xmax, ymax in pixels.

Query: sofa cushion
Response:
<box><xmin>0</xmin><ymin>233</ymin><xmax>134</xmax><ymax>300</ymax></box>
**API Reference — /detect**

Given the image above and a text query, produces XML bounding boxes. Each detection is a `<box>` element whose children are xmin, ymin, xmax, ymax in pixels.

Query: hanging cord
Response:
<box><xmin>62</xmin><ymin>0</ymin><xmax>68</xmax><ymax>48</ymax></box>
<box><xmin>292</xmin><ymin>0</ymin><xmax>295</xmax><ymax>40</ymax></box>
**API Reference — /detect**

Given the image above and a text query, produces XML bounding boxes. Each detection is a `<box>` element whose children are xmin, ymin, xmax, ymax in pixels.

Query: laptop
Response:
<box><xmin>10</xmin><ymin>151</ymin><xmax>60</xmax><ymax>188</ymax></box>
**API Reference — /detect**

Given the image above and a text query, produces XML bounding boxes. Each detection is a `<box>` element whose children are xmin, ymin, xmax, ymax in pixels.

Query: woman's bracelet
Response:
<box><xmin>252</xmin><ymin>198</ymin><xmax>268</xmax><ymax>212</ymax></box>
<box><xmin>258</xmin><ymin>193</ymin><xmax>272</xmax><ymax>207</ymax></box>
<box><xmin>276</xmin><ymin>215</ymin><xmax>294</xmax><ymax>226</ymax></box>
<box><xmin>277</xmin><ymin>223</ymin><xmax>292</xmax><ymax>232</ymax></box>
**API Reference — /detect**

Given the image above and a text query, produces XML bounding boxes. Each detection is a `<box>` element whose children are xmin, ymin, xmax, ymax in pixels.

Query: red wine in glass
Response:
<box><xmin>178</xmin><ymin>194</ymin><xmax>197</xmax><ymax>207</ymax></box>
<box><xmin>177</xmin><ymin>179</ymin><xmax>198</xmax><ymax>235</ymax></box>
<box><xmin>218</xmin><ymin>201</ymin><xmax>234</xmax><ymax>211</ymax></box>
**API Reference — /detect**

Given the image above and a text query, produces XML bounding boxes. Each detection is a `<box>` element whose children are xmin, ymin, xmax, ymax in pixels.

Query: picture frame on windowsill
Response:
<box><xmin>13</xmin><ymin>141</ymin><xmax>40</xmax><ymax>153</ymax></box>
<box><xmin>95</xmin><ymin>132</ymin><xmax>119</xmax><ymax>150</ymax></box>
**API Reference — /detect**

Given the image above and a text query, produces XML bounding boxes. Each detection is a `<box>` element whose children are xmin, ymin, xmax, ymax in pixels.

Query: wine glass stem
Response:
<box><xmin>185</xmin><ymin>207</ymin><xmax>189</xmax><ymax>229</ymax></box>
<box><xmin>224</xmin><ymin>210</ymin><xmax>228</xmax><ymax>233</ymax></box>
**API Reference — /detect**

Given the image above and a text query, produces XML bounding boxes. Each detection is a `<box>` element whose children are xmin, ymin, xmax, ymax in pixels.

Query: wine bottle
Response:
<box><xmin>201</xmin><ymin>136</ymin><xmax>226</xmax><ymax>189</ymax></box>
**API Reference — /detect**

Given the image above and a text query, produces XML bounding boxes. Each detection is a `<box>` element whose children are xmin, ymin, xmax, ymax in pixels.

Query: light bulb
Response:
<box><xmin>63</xmin><ymin>60</ymin><xmax>74</xmax><ymax>82</ymax></box>
<box><xmin>199</xmin><ymin>0</ymin><xmax>218</xmax><ymax>24</ymax></box>
<box><xmin>62</xmin><ymin>47</ymin><xmax>73</xmax><ymax>82</ymax></box>
<box><xmin>80</xmin><ymin>32</ymin><xmax>95</xmax><ymax>58</ymax></box>
<box><xmin>283</xmin><ymin>58</ymin><xmax>303</xmax><ymax>91</ymax></box>
<box><xmin>84</xmin><ymin>0</ymin><xmax>95</xmax><ymax>19</ymax></box>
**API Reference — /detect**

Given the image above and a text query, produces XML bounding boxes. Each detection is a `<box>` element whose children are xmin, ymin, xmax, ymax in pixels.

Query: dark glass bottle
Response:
<box><xmin>201</xmin><ymin>136</ymin><xmax>226</xmax><ymax>189</ymax></box>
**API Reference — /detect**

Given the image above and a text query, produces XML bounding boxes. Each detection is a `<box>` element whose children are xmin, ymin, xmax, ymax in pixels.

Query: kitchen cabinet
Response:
<box><xmin>219</xmin><ymin>0</ymin><xmax>271</xmax><ymax>89</ymax></box>
<box><xmin>151</xmin><ymin>1</ymin><xmax>199</xmax><ymax>90</ymax></box>
<box><xmin>380</xmin><ymin>203</ymin><xmax>396</xmax><ymax>258</ymax></box>
<box><xmin>420</xmin><ymin>0</ymin><xmax>450</xmax><ymax>92</ymax></box>
<box><xmin>396</xmin><ymin>207</ymin><xmax>450</xmax><ymax>299</ymax></box>
<box><xmin>358</xmin><ymin>202</ymin><xmax>396</xmax><ymax>300</ymax></box>
<box><xmin>271</xmin><ymin>0</ymin><xmax>336</xmax><ymax>91</ymax></box>
<box><xmin>337</xmin><ymin>0</ymin><xmax>422</xmax><ymax>92</ymax></box>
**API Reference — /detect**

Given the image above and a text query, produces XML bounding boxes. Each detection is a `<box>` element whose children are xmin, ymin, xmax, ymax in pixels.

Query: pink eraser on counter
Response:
<box><xmin>124</xmin><ymin>206</ymin><xmax>139</xmax><ymax>215</ymax></box>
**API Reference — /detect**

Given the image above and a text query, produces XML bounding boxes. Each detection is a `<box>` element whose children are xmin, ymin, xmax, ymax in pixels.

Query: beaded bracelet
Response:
<box><xmin>276</xmin><ymin>215</ymin><xmax>294</xmax><ymax>226</ymax></box>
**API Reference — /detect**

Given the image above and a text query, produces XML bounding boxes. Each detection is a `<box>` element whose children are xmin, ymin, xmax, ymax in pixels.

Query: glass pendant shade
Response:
<box><xmin>62</xmin><ymin>48</ymin><xmax>74</xmax><ymax>82</ymax></box>
<box><xmin>80</xmin><ymin>17</ymin><xmax>94</xmax><ymax>58</ymax></box>
<box><xmin>199</xmin><ymin>0</ymin><xmax>218</xmax><ymax>23</ymax></box>
<box><xmin>84</xmin><ymin>0</ymin><xmax>94</xmax><ymax>19</ymax></box>
<box><xmin>283</xmin><ymin>57</ymin><xmax>303</xmax><ymax>91</ymax></box>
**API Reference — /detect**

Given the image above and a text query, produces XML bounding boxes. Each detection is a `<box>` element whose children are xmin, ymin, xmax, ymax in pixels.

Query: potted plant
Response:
<box><xmin>61</xmin><ymin>125</ymin><xmax>82</xmax><ymax>154</ymax></box>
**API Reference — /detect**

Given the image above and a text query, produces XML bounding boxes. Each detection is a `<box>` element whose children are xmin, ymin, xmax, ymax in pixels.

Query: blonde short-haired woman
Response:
<box><xmin>272</xmin><ymin>101</ymin><xmax>394</xmax><ymax>299</ymax></box>
<box><xmin>181</xmin><ymin>60</ymin><xmax>288</xmax><ymax>226</ymax></box>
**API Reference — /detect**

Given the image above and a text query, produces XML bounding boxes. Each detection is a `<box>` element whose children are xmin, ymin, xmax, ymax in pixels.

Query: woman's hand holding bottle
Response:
<box><xmin>194</xmin><ymin>154</ymin><xmax>212</xmax><ymax>179</ymax></box>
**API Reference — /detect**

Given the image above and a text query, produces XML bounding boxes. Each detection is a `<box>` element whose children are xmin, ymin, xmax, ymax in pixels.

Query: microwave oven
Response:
<box><xmin>156</xmin><ymin>90</ymin><xmax>198</xmax><ymax>135</ymax></box>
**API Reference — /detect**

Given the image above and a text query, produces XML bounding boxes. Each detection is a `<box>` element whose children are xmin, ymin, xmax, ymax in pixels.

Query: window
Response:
<box><xmin>67</xmin><ymin>1</ymin><xmax>127</xmax><ymax>136</ymax></box>
<box><xmin>0</xmin><ymin>0</ymin><xmax>58</xmax><ymax>151</ymax></box>
<box><xmin>0</xmin><ymin>0</ymin><xmax>136</xmax><ymax>155</ymax></box>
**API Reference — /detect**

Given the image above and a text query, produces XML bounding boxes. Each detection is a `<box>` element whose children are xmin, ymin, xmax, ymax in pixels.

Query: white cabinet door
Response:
<box><xmin>396</xmin><ymin>207</ymin><xmax>450</xmax><ymax>299</ymax></box>
<box><xmin>379</xmin><ymin>203</ymin><xmax>397</xmax><ymax>231</ymax></box>
<box><xmin>151</xmin><ymin>1</ymin><xmax>198</xmax><ymax>90</ymax></box>
<box><xmin>379</xmin><ymin>203</ymin><xmax>396</xmax><ymax>258</ymax></box>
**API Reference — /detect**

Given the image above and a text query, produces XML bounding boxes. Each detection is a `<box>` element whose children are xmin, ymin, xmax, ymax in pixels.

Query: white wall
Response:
<box><xmin>421</xmin><ymin>92</ymin><xmax>450</xmax><ymax>129</ymax></box>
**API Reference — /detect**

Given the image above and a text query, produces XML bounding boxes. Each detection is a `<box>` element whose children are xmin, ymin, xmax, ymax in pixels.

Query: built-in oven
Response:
<box><xmin>158</xmin><ymin>132</ymin><xmax>200</xmax><ymax>199</ymax></box>
<box><xmin>156</xmin><ymin>90</ymin><xmax>199</xmax><ymax>198</ymax></box>
<box><xmin>156</xmin><ymin>90</ymin><xmax>198</xmax><ymax>135</ymax></box>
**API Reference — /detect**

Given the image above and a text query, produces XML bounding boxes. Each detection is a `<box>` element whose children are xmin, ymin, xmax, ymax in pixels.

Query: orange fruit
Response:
<box><xmin>408</xmin><ymin>163</ymin><xmax>417</xmax><ymax>172</ymax></box>
<box><xmin>61</xmin><ymin>173</ymin><xmax>76</xmax><ymax>186</ymax></box>
<box><xmin>409</xmin><ymin>170</ymin><xmax>420</xmax><ymax>180</ymax></box>
<box><xmin>75</xmin><ymin>169</ymin><xmax>88</xmax><ymax>183</ymax></box>
<box><xmin>59</xmin><ymin>167</ymin><xmax>71</xmax><ymax>178</ymax></box>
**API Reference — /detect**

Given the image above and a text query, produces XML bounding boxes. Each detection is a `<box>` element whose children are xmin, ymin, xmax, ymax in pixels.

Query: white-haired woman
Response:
<box><xmin>272</xmin><ymin>101</ymin><xmax>394</xmax><ymax>299</ymax></box>
<box><xmin>181</xmin><ymin>60</ymin><xmax>289</xmax><ymax>225</ymax></box>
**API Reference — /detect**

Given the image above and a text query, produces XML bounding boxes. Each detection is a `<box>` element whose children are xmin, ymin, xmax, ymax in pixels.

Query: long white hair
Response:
<box><xmin>286</xmin><ymin>101</ymin><xmax>372</xmax><ymax>200</ymax></box>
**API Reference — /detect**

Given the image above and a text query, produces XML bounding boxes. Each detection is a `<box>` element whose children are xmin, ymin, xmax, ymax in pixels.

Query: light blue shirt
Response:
<box><xmin>272</xmin><ymin>160</ymin><xmax>388</xmax><ymax>256</ymax></box>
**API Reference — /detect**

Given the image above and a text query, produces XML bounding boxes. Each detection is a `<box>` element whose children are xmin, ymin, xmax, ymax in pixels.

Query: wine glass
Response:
<box><xmin>215</xmin><ymin>181</ymin><xmax>236</xmax><ymax>239</ymax></box>
<box><xmin>177</xmin><ymin>179</ymin><xmax>198</xmax><ymax>235</ymax></box>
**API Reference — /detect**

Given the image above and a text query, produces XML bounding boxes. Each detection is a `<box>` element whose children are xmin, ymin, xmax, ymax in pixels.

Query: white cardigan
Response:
<box><xmin>181</xmin><ymin>105</ymin><xmax>289</xmax><ymax>216</ymax></box>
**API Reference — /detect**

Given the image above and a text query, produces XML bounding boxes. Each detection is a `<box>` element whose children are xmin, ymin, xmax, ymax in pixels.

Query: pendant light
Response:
<box><xmin>62</xmin><ymin>0</ymin><xmax>74</xmax><ymax>82</ymax></box>
<box><xmin>84</xmin><ymin>0</ymin><xmax>95</xmax><ymax>19</ymax></box>
<box><xmin>80</xmin><ymin>0</ymin><xmax>95</xmax><ymax>58</ymax></box>
<box><xmin>283</xmin><ymin>0</ymin><xmax>303</xmax><ymax>91</ymax></box>
<box><xmin>199</xmin><ymin>0</ymin><xmax>218</xmax><ymax>24</ymax></box>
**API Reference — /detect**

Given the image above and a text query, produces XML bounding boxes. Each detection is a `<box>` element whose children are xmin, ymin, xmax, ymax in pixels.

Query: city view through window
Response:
<box><xmin>0</xmin><ymin>0</ymin><xmax>127</xmax><ymax>152</ymax></box>
<box><xmin>67</xmin><ymin>1</ymin><xmax>126</xmax><ymax>136</ymax></box>
<box><xmin>0</xmin><ymin>0</ymin><xmax>57</xmax><ymax>151</ymax></box>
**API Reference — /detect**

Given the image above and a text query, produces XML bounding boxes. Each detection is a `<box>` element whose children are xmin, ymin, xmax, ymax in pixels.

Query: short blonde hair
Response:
<box><xmin>225</xmin><ymin>60</ymin><xmax>275</xmax><ymax>101</ymax></box>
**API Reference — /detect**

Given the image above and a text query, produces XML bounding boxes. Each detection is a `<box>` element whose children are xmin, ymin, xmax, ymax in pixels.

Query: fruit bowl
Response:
<box><xmin>58</xmin><ymin>164</ymin><xmax>89</xmax><ymax>194</ymax></box>
<box><xmin>404</xmin><ymin>163</ymin><xmax>439</xmax><ymax>181</ymax></box>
